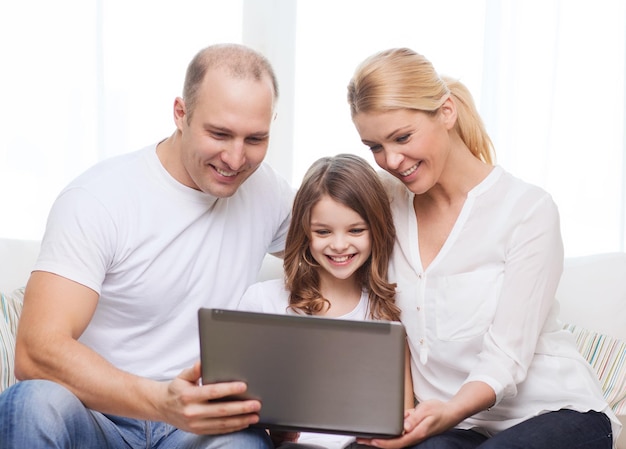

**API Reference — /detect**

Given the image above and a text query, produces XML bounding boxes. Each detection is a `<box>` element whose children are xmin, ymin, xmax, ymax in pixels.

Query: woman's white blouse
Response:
<box><xmin>381</xmin><ymin>166</ymin><xmax>620</xmax><ymax>436</ymax></box>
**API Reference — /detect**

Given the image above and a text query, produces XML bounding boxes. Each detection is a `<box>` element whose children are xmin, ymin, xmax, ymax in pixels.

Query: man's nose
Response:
<box><xmin>221</xmin><ymin>139</ymin><xmax>246</xmax><ymax>170</ymax></box>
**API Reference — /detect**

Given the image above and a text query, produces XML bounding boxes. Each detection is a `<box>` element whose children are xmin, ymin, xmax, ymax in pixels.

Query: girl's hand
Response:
<box><xmin>269</xmin><ymin>430</ymin><xmax>300</xmax><ymax>446</ymax></box>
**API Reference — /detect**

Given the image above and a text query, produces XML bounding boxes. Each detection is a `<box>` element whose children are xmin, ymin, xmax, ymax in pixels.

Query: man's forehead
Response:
<box><xmin>201</xmin><ymin>66</ymin><xmax>274</xmax><ymax>94</ymax></box>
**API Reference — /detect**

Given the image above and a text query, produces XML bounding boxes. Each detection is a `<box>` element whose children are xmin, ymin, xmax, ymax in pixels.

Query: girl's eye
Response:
<box><xmin>350</xmin><ymin>228</ymin><xmax>367</xmax><ymax>235</ymax></box>
<box><xmin>313</xmin><ymin>229</ymin><xmax>330</xmax><ymax>236</ymax></box>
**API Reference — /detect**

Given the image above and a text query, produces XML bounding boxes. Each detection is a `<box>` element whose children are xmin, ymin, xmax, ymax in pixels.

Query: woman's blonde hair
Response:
<box><xmin>283</xmin><ymin>154</ymin><xmax>400</xmax><ymax>321</ymax></box>
<box><xmin>347</xmin><ymin>48</ymin><xmax>495</xmax><ymax>165</ymax></box>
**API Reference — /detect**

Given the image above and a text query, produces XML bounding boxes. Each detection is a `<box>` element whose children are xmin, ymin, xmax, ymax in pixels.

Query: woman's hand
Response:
<box><xmin>356</xmin><ymin>382</ymin><xmax>496</xmax><ymax>448</ymax></box>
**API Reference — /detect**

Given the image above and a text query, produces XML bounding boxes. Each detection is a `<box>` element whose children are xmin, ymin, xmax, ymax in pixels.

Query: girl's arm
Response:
<box><xmin>403</xmin><ymin>342</ymin><xmax>414</xmax><ymax>409</ymax></box>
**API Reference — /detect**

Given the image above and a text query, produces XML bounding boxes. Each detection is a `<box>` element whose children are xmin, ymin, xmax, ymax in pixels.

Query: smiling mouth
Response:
<box><xmin>400</xmin><ymin>163</ymin><xmax>420</xmax><ymax>177</ymax></box>
<box><xmin>214</xmin><ymin>166</ymin><xmax>237</xmax><ymax>177</ymax></box>
<box><xmin>327</xmin><ymin>254</ymin><xmax>355</xmax><ymax>263</ymax></box>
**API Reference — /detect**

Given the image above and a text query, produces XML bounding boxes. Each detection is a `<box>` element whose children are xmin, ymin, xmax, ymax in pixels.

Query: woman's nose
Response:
<box><xmin>384</xmin><ymin>149</ymin><xmax>404</xmax><ymax>170</ymax></box>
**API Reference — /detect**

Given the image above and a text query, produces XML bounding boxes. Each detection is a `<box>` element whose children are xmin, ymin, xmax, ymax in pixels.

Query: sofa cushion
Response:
<box><xmin>564</xmin><ymin>323</ymin><xmax>626</xmax><ymax>415</ymax></box>
<box><xmin>0</xmin><ymin>239</ymin><xmax>40</xmax><ymax>293</ymax></box>
<box><xmin>556</xmin><ymin>253</ymin><xmax>626</xmax><ymax>342</ymax></box>
<box><xmin>0</xmin><ymin>287</ymin><xmax>24</xmax><ymax>392</ymax></box>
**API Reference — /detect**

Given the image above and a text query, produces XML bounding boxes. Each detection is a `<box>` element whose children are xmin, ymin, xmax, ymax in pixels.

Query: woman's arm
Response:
<box><xmin>466</xmin><ymin>193</ymin><xmax>564</xmax><ymax>402</ymax></box>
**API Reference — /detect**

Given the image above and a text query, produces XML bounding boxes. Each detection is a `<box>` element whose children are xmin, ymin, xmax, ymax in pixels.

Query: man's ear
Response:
<box><xmin>439</xmin><ymin>96</ymin><xmax>457</xmax><ymax>131</ymax></box>
<box><xmin>173</xmin><ymin>97</ymin><xmax>187</xmax><ymax>130</ymax></box>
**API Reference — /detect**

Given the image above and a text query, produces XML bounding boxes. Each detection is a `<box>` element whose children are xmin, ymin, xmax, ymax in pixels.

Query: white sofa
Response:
<box><xmin>1</xmin><ymin>239</ymin><xmax>624</xmax><ymax>447</ymax></box>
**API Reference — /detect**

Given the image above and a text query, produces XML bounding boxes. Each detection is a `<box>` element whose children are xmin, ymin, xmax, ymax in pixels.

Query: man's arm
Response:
<box><xmin>14</xmin><ymin>271</ymin><xmax>262</xmax><ymax>434</ymax></box>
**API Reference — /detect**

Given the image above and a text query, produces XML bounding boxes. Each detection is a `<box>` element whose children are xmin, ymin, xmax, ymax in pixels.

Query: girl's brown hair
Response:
<box><xmin>283</xmin><ymin>154</ymin><xmax>400</xmax><ymax>321</ymax></box>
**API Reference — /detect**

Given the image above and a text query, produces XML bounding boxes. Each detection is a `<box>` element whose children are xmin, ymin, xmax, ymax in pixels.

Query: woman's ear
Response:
<box><xmin>439</xmin><ymin>96</ymin><xmax>457</xmax><ymax>131</ymax></box>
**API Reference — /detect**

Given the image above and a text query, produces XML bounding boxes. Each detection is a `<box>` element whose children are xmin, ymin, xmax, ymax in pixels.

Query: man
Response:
<box><xmin>0</xmin><ymin>43</ymin><xmax>293</xmax><ymax>448</ymax></box>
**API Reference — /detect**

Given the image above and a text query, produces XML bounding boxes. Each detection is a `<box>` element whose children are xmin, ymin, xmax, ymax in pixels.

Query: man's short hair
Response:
<box><xmin>183</xmin><ymin>43</ymin><xmax>279</xmax><ymax>121</ymax></box>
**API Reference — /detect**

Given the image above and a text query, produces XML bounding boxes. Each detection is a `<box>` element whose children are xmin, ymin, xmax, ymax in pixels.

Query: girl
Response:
<box><xmin>239</xmin><ymin>153</ymin><xmax>414</xmax><ymax>448</ymax></box>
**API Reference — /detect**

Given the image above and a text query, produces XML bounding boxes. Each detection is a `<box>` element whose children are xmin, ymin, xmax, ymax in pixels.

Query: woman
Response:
<box><xmin>346</xmin><ymin>47</ymin><xmax>620</xmax><ymax>449</ymax></box>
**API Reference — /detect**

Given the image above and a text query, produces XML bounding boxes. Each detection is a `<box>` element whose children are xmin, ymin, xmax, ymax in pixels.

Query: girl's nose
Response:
<box><xmin>330</xmin><ymin>234</ymin><xmax>349</xmax><ymax>252</ymax></box>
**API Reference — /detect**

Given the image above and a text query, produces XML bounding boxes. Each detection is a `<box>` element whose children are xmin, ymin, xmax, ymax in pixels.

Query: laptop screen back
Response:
<box><xmin>198</xmin><ymin>308</ymin><xmax>406</xmax><ymax>438</ymax></box>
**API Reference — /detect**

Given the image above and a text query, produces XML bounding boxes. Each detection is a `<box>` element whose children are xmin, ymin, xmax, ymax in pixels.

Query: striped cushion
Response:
<box><xmin>0</xmin><ymin>287</ymin><xmax>24</xmax><ymax>392</ymax></box>
<box><xmin>564</xmin><ymin>323</ymin><xmax>626</xmax><ymax>415</ymax></box>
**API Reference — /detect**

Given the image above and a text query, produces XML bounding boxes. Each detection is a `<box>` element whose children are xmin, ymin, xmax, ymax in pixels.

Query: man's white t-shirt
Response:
<box><xmin>34</xmin><ymin>144</ymin><xmax>293</xmax><ymax>381</ymax></box>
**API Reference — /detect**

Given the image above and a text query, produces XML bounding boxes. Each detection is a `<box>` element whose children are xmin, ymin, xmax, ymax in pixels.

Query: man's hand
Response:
<box><xmin>160</xmin><ymin>361</ymin><xmax>263</xmax><ymax>435</ymax></box>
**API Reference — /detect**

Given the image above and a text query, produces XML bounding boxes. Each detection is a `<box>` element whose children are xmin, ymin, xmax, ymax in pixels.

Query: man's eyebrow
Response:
<box><xmin>204</xmin><ymin>123</ymin><xmax>231</xmax><ymax>133</ymax></box>
<box><xmin>248</xmin><ymin>132</ymin><xmax>270</xmax><ymax>139</ymax></box>
<box><xmin>203</xmin><ymin>124</ymin><xmax>269</xmax><ymax>139</ymax></box>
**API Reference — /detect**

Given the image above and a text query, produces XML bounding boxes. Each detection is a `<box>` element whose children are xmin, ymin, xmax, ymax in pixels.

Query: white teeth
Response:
<box><xmin>330</xmin><ymin>255</ymin><xmax>350</xmax><ymax>262</ymax></box>
<box><xmin>400</xmin><ymin>164</ymin><xmax>418</xmax><ymax>177</ymax></box>
<box><xmin>216</xmin><ymin>167</ymin><xmax>237</xmax><ymax>177</ymax></box>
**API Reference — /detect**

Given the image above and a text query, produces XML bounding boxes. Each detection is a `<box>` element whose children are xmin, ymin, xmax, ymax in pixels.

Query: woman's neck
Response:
<box><xmin>413</xmin><ymin>141</ymin><xmax>493</xmax><ymax>269</ymax></box>
<box><xmin>421</xmin><ymin>140</ymin><xmax>493</xmax><ymax>208</ymax></box>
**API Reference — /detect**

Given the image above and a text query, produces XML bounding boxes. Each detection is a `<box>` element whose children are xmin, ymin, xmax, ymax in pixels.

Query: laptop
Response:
<box><xmin>198</xmin><ymin>308</ymin><xmax>406</xmax><ymax>439</ymax></box>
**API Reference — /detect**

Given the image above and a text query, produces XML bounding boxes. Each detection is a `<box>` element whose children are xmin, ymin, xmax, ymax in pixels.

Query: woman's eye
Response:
<box><xmin>397</xmin><ymin>133</ymin><xmax>411</xmax><ymax>143</ymax></box>
<box><xmin>368</xmin><ymin>144</ymin><xmax>383</xmax><ymax>153</ymax></box>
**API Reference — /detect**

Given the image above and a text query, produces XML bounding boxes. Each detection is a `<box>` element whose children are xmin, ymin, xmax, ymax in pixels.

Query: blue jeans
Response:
<box><xmin>0</xmin><ymin>380</ymin><xmax>273</xmax><ymax>449</ymax></box>
<box><xmin>405</xmin><ymin>409</ymin><xmax>612</xmax><ymax>449</ymax></box>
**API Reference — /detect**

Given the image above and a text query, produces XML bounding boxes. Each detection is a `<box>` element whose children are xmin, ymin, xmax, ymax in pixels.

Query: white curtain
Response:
<box><xmin>1</xmin><ymin>0</ymin><xmax>624</xmax><ymax>257</ymax></box>
<box><xmin>481</xmin><ymin>0</ymin><xmax>626</xmax><ymax>256</ymax></box>
<box><xmin>0</xmin><ymin>0</ymin><xmax>244</xmax><ymax>240</ymax></box>
<box><xmin>293</xmin><ymin>0</ymin><xmax>626</xmax><ymax>257</ymax></box>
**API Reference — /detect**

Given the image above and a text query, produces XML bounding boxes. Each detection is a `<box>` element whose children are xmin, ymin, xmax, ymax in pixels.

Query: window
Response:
<box><xmin>1</xmin><ymin>0</ymin><xmax>624</xmax><ymax>257</ymax></box>
<box><xmin>291</xmin><ymin>0</ymin><xmax>626</xmax><ymax>257</ymax></box>
<box><xmin>0</xmin><ymin>0</ymin><xmax>243</xmax><ymax>240</ymax></box>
